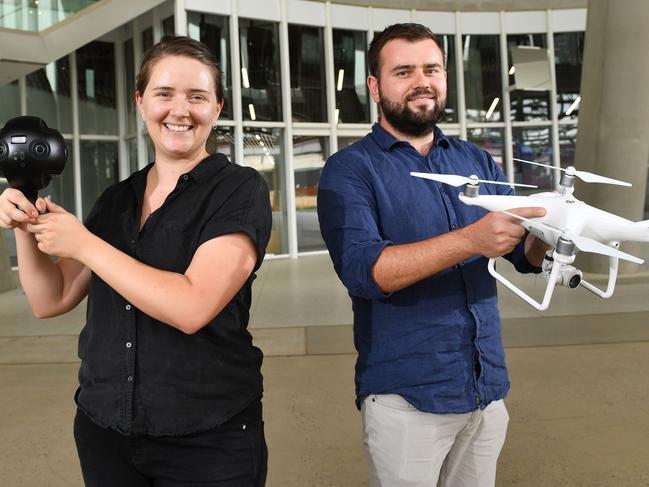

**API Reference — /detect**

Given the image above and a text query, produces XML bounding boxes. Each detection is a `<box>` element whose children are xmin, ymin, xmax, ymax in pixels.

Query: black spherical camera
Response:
<box><xmin>0</xmin><ymin>116</ymin><xmax>68</xmax><ymax>203</ymax></box>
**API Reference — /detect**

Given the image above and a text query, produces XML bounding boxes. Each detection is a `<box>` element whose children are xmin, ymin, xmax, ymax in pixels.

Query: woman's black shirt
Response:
<box><xmin>78</xmin><ymin>153</ymin><xmax>272</xmax><ymax>436</ymax></box>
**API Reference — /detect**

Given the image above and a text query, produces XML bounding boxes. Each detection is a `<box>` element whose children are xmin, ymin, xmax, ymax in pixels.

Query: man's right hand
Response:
<box><xmin>458</xmin><ymin>207</ymin><xmax>546</xmax><ymax>258</ymax></box>
<box><xmin>0</xmin><ymin>188</ymin><xmax>47</xmax><ymax>230</ymax></box>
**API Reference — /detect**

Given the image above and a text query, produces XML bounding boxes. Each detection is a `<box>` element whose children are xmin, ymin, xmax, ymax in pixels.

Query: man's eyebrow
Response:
<box><xmin>390</xmin><ymin>62</ymin><xmax>444</xmax><ymax>72</ymax></box>
<box><xmin>150</xmin><ymin>86</ymin><xmax>210</xmax><ymax>93</ymax></box>
<box><xmin>390</xmin><ymin>64</ymin><xmax>415</xmax><ymax>72</ymax></box>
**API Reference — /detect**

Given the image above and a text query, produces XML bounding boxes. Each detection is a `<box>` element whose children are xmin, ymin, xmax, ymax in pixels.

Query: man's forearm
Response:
<box><xmin>371</xmin><ymin>230</ymin><xmax>476</xmax><ymax>293</ymax></box>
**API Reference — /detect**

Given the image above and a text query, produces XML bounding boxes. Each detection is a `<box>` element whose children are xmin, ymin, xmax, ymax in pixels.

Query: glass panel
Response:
<box><xmin>512</xmin><ymin>126</ymin><xmax>553</xmax><ymax>192</ymax></box>
<box><xmin>0</xmin><ymin>177</ymin><xmax>18</xmax><ymax>266</ymax></box>
<box><xmin>0</xmin><ymin>178</ymin><xmax>17</xmax><ymax>266</ymax></box>
<box><xmin>239</xmin><ymin>19</ymin><xmax>282</xmax><ymax>121</ymax></box>
<box><xmin>337</xmin><ymin>136</ymin><xmax>362</xmax><ymax>150</ymax></box>
<box><xmin>463</xmin><ymin>35</ymin><xmax>502</xmax><ymax>123</ymax></box>
<box><xmin>142</xmin><ymin>28</ymin><xmax>154</xmax><ymax>54</ymax></box>
<box><xmin>163</xmin><ymin>15</ymin><xmax>175</xmax><ymax>36</ymax></box>
<box><xmin>127</xmin><ymin>137</ymin><xmax>138</xmax><ymax>175</ymax></box>
<box><xmin>0</xmin><ymin>81</ymin><xmax>20</xmax><ymax>124</ymax></box>
<box><xmin>558</xmin><ymin>124</ymin><xmax>577</xmax><ymax>168</ymax></box>
<box><xmin>0</xmin><ymin>0</ymin><xmax>99</xmax><ymax>32</ymax></box>
<box><xmin>554</xmin><ymin>32</ymin><xmax>584</xmax><ymax>121</ymax></box>
<box><xmin>187</xmin><ymin>12</ymin><xmax>232</xmax><ymax>120</ymax></box>
<box><xmin>80</xmin><ymin>140</ymin><xmax>119</xmax><ymax>219</ymax></box>
<box><xmin>77</xmin><ymin>41</ymin><xmax>118</xmax><ymax>135</ymax></box>
<box><xmin>333</xmin><ymin>29</ymin><xmax>370</xmax><ymax>123</ymax></box>
<box><xmin>289</xmin><ymin>24</ymin><xmax>326</xmax><ymax>123</ymax></box>
<box><xmin>241</xmin><ymin>128</ymin><xmax>286</xmax><ymax>254</ymax></box>
<box><xmin>48</xmin><ymin>138</ymin><xmax>76</xmax><ymax>214</ymax></box>
<box><xmin>144</xmin><ymin>134</ymin><xmax>155</xmax><ymax>163</ymax></box>
<box><xmin>123</xmin><ymin>38</ymin><xmax>136</xmax><ymax>136</ymax></box>
<box><xmin>507</xmin><ymin>34</ymin><xmax>550</xmax><ymax>122</ymax></box>
<box><xmin>467</xmin><ymin>127</ymin><xmax>505</xmax><ymax>169</ymax></box>
<box><xmin>209</xmin><ymin>126</ymin><xmax>234</xmax><ymax>159</ymax></box>
<box><xmin>26</xmin><ymin>57</ymin><xmax>72</xmax><ymax>133</ymax></box>
<box><xmin>439</xmin><ymin>34</ymin><xmax>457</xmax><ymax>123</ymax></box>
<box><xmin>293</xmin><ymin>136</ymin><xmax>328</xmax><ymax>252</ymax></box>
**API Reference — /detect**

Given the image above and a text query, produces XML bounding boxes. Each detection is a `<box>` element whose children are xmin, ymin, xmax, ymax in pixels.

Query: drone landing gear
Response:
<box><xmin>488</xmin><ymin>239</ymin><xmax>621</xmax><ymax>311</ymax></box>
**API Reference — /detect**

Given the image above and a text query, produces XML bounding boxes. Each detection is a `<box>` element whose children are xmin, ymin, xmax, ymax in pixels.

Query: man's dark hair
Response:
<box><xmin>368</xmin><ymin>23</ymin><xmax>445</xmax><ymax>78</ymax></box>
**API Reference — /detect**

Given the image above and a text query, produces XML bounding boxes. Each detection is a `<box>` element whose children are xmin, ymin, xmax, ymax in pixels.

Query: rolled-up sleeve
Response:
<box><xmin>317</xmin><ymin>154</ymin><xmax>392</xmax><ymax>300</ymax></box>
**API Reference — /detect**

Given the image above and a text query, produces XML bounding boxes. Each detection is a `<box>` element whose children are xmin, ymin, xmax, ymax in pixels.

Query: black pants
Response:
<box><xmin>73</xmin><ymin>402</ymin><xmax>267</xmax><ymax>487</ymax></box>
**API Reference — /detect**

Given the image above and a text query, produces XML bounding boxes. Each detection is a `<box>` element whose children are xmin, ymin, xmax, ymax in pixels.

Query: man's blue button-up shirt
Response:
<box><xmin>318</xmin><ymin>123</ymin><xmax>540</xmax><ymax>414</ymax></box>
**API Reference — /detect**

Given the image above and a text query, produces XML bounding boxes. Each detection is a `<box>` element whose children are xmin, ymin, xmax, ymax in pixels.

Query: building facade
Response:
<box><xmin>0</xmin><ymin>0</ymin><xmax>588</xmax><ymax>264</ymax></box>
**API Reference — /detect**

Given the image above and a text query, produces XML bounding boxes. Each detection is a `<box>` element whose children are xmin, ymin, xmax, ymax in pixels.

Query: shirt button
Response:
<box><xmin>126</xmin><ymin>342</ymin><xmax>132</xmax><ymax>348</ymax></box>
<box><xmin>451</xmin><ymin>224</ymin><xmax>457</xmax><ymax>229</ymax></box>
<box><xmin>130</xmin><ymin>239</ymin><xmax>135</xmax><ymax>245</ymax></box>
<box><xmin>125</xmin><ymin>304</ymin><xmax>132</xmax><ymax>311</ymax></box>
<box><xmin>182</xmin><ymin>174</ymin><xmax>189</xmax><ymax>181</ymax></box>
<box><xmin>127</xmin><ymin>376</ymin><xmax>133</xmax><ymax>382</ymax></box>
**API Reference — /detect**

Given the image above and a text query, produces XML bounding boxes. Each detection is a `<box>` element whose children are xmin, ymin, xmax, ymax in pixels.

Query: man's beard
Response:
<box><xmin>378</xmin><ymin>86</ymin><xmax>446</xmax><ymax>137</ymax></box>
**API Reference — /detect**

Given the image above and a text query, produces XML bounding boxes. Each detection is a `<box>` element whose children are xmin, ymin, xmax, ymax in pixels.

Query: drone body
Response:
<box><xmin>458</xmin><ymin>191</ymin><xmax>649</xmax><ymax>251</ymax></box>
<box><xmin>411</xmin><ymin>160</ymin><xmax>648</xmax><ymax>310</ymax></box>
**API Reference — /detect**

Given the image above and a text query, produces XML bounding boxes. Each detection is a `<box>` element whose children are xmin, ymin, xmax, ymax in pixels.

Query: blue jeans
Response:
<box><xmin>73</xmin><ymin>402</ymin><xmax>267</xmax><ymax>487</ymax></box>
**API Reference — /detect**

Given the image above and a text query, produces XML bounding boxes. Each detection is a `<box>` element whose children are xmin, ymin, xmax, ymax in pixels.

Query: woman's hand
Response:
<box><xmin>0</xmin><ymin>188</ymin><xmax>47</xmax><ymax>230</ymax></box>
<box><xmin>26</xmin><ymin>198</ymin><xmax>94</xmax><ymax>259</ymax></box>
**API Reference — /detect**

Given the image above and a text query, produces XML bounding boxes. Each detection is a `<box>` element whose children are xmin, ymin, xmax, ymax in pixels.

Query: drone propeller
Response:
<box><xmin>501</xmin><ymin>210</ymin><xmax>644</xmax><ymax>264</ymax></box>
<box><xmin>512</xmin><ymin>158</ymin><xmax>631</xmax><ymax>187</ymax></box>
<box><xmin>410</xmin><ymin>172</ymin><xmax>537</xmax><ymax>188</ymax></box>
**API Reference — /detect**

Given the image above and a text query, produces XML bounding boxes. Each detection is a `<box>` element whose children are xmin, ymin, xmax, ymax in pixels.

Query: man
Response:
<box><xmin>317</xmin><ymin>23</ymin><xmax>548</xmax><ymax>487</ymax></box>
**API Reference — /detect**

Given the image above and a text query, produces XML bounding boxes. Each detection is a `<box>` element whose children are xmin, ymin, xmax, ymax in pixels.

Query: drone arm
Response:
<box><xmin>579</xmin><ymin>256</ymin><xmax>619</xmax><ymax>298</ymax></box>
<box><xmin>488</xmin><ymin>257</ymin><xmax>560</xmax><ymax>311</ymax></box>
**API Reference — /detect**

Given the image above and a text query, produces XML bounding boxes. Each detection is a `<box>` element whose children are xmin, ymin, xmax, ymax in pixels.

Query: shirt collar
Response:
<box><xmin>130</xmin><ymin>153</ymin><xmax>231</xmax><ymax>193</ymax></box>
<box><xmin>370</xmin><ymin>122</ymin><xmax>450</xmax><ymax>151</ymax></box>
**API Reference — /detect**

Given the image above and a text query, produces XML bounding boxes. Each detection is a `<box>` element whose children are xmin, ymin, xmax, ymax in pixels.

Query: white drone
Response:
<box><xmin>411</xmin><ymin>158</ymin><xmax>649</xmax><ymax>311</ymax></box>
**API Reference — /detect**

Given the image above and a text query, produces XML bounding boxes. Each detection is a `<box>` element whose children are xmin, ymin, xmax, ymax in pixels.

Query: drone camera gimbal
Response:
<box><xmin>0</xmin><ymin>116</ymin><xmax>68</xmax><ymax>203</ymax></box>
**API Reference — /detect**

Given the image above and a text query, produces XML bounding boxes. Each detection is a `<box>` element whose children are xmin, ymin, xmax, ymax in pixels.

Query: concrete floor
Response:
<box><xmin>2</xmin><ymin>254</ymin><xmax>649</xmax><ymax>486</ymax></box>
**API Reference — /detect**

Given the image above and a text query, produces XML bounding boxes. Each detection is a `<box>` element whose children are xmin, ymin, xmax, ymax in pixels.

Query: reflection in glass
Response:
<box><xmin>467</xmin><ymin>127</ymin><xmax>505</xmax><ymax>168</ymax></box>
<box><xmin>289</xmin><ymin>25</ymin><xmax>327</xmax><ymax>122</ymax></box>
<box><xmin>337</xmin><ymin>136</ymin><xmax>362</xmax><ymax>150</ymax></box>
<box><xmin>438</xmin><ymin>35</ymin><xmax>457</xmax><ymax>123</ymax></box>
<box><xmin>163</xmin><ymin>16</ymin><xmax>175</xmax><ymax>36</ymax></box>
<box><xmin>463</xmin><ymin>35</ymin><xmax>502</xmax><ymax>122</ymax></box>
<box><xmin>26</xmin><ymin>57</ymin><xmax>72</xmax><ymax>133</ymax></box>
<box><xmin>293</xmin><ymin>136</ymin><xmax>329</xmax><ymax>252</ymax></box>
<box><xmin>48</xmin><ymin>139</ymin><xmax>76</xmax><ymax>214</ymax></box>
<box><xmin>187</xmin><ymin>12</ymin><xmax>232</xmax><ymax>119</ymax></box>
<box><xmin>76</xmin><ymin>42</ymin><xmax>118</xmax><ymax>135</ymax></box>
<box><xmin>0</xmin><ymin>179</ymin><xmax>17</xmax><ymax>265</ymax></box>
<box><xmin>558</xmin><ymin>124</ymin><xmax>577</xmax><ymax>168</ymax></box>
<box><xmin>239</xmin><ymin>19</ymin><xmax>282</xmax><ymax>121</ymax></box>
<box><xmin>512</xmin><ymin>126</ymin><xmax>553</xmax><ymax>191</ymax></box>
<box><xmin>80</xmin><ymin>141</ymin><xmax>119</xmax><ymax>219</ymax></box>
<box><xmin>333</xmin><ymin>29</ymin><xmax>370</xmax><ymax>123</ymax></box>
<box><xmin>507</xmin><ymin>34</ymin><xmax>550</xmax><ymax>121</ymax></box>
<box><xmin>123</xmin><ymin>38</ymin><xmax>136</xmax><ymax>135</ymax></box>
<box><xmin>242</xmin><ymin>128</ymin><xmax>286</xmax><ymax>253</ymax></box>
<box><xmin>142</xmin><ymin>28</ymin><xmax>154</xmax><ymax>54</ymax></box>
<box><xmin>207</xmin><ymin>126</ymin><xmax>234</xmax><ymax>159</ymax></box>
<box><xmin>0</xmin><ymin>81</ymin><xmax>20</xmax><ymax>124</ymax></box>
<box><xmin>554</xmin><ymin>32</ymin><xmax>584</xmax><ymax>121</ymax></box>
<box><xmin>127</xmin><ymin>138</ymin><xmax>138</xmax><ymax>175</ymax></box>
<box><xmin>0</xmin><ymin>0</ymin><xmax>98</xmax><ymax>32</ymax></box>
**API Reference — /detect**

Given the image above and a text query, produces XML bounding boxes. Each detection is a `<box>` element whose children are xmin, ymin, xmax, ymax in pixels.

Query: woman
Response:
<box><xmin>0</xmin><ymin>36</ymin><xmax>271</xmax><ymax>486</ymax></box>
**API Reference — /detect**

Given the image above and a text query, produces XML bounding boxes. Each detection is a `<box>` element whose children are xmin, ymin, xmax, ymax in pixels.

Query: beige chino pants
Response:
<box><xmin>361</xmin><ymin>394</ymin><xmax>509</xmax><ymax>487</ymax></box>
